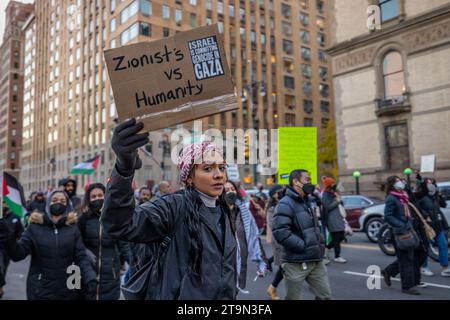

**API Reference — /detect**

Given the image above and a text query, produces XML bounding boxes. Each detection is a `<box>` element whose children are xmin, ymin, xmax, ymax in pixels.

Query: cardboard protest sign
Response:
<box><xmin>104</xmin><ymin>24</ymin><xmax>237</xmax><ymax>131</ymax></box>
<box><xmin>277</xmin><ymin>127</ymin><xmax>317</xmax><ymax>185</ymax></box>
<box><xmin>227</xmin><ymin>164</ymin><xmax>240</xmax><ymax>182</ymax></box>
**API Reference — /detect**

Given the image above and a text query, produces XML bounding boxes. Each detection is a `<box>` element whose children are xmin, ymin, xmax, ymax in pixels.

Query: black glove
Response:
<box><xmin>111</xmin><ymin>118</ymin><xmax>149</xmax><ymax>176</ymax></box>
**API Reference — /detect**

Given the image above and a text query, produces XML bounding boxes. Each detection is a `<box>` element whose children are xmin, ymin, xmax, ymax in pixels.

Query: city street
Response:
<box><xmin>2</xmin><ymin>232</ymin><xmax>450</xmax><ymax>300</ymax></box>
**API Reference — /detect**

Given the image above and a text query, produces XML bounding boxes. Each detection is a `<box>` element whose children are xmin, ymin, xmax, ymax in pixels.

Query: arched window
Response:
<box><xmin>382</xmin><ymin>51</ymin><xmax>405</xmax><ymax>99</ymax></box>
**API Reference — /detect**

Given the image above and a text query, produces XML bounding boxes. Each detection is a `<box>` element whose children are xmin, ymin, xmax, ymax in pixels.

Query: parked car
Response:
<box><xmin>437</xmin><ymin>181</ymin><xmax>450</xmax><ymax>201</ymax></box>
<box><xmin>341</xmin><ymin>195</ymin><xmax>383</xmax><ymax>230</ymax></box>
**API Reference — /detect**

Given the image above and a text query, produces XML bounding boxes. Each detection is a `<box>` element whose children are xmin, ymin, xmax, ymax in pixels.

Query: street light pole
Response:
<box><xmin>353</xmin><ymin>171</ymin><xmax>361</xmax><ymax>195</ymax></box>
<box><xmin>404</xmin><ymin>167</ymin><xmax>412</xmax><ymax>186</ymax></box>
<box><xmin>244</xmin><ymin>59</ymin><xmax>266</xmax><ymax>187</ymax></box>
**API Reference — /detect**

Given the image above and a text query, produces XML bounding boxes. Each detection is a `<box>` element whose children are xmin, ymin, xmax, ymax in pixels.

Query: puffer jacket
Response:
<box><xmin>101</xmin><ymin>168</ymin><xmax>237</xmax><ymax>300</ymax></box>
<box><xmin>78</xmin><ymin>208</ymin><xmax>130</xmax><ymax>300</ymax></box>
<box><xmin>272</xmin><ymin>187</ymin><xmax>325</xmax><ymax>264</ymax></box>
<box><xmin>4</xmin><ymin>210</ymin><xmax>97</xmax><ymax>300</ymax></box>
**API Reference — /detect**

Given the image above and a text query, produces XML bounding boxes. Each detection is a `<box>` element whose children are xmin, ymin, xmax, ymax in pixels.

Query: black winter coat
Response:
<box><xmin>78</xmin><ymin>208</ymin><xmax>130</xmax><ymax>300</ymax></box>
<box><xmin>272</xmin><ymin>187</ymin><xmax>325</xmax><ymax>264</ymax></box>
<box><xmin>4</xmin><ymin>212</ymin><xmax>97</xmax><ymax>300</ymax></box>
<box><xmin>0</xmin><ymin>211</ymin><xmax>24</xmax><ymax>287</ymax></box>
<box><xmin>418</xmin><ymin>195</ymin><xmax>449</xmax><ymax>234</ymax></box>
<box><xmin>101</xmin><ymin>168</ymin><xmax>237</xmax><ymax>300</ymax></box>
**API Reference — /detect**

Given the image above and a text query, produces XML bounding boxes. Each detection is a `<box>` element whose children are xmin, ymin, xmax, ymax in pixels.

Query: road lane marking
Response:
<box><xmin>7</xmin><ymin>273</ymin><xmax>25</xmax><ymax>279</ymax></box>
<box><xmin>343</xmin><ymin>271</ymin><xmax>450</xmax><ymax>289</ymax></box>
<box><xmin>342</xmin><ymin>243</ymin><xmax>380</xmax><ymax>251</ymax></box>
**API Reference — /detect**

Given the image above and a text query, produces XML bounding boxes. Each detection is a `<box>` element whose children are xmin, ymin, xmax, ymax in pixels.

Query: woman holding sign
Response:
<box><xmin>101</xmin><ymin>118</ymin><xmax>237</xmax><ymax>299</ymax></box>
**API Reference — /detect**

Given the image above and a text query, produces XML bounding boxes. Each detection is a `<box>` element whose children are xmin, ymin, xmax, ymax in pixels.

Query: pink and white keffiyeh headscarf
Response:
<box><xmin>178</xmin><ymin>141</ymin><xmax>224</xmax><ymax>186</ymax></box>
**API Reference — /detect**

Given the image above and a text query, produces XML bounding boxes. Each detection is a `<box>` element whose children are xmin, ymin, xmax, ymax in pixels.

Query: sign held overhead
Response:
<box><xmin>104</xmin><ymin>24</ymin><xmax>237</xmax><ymax>131</ymax></box>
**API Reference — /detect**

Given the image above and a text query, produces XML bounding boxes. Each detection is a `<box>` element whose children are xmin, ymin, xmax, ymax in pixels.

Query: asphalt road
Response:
<box><xmin>2</xmin><ymin>233</ymin><xmax>450</xmax><ymax>300</ymax></box>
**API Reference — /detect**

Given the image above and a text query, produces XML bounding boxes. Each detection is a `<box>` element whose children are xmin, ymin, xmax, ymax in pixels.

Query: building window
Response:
<box><xmin>385</xmin><ymin>123</ymin><xmax>409</xmax><ymax>169</ymax></box>
<box><xmin>317</xmin><ymin>32</ymin><xmax>326</xmax><ymax>46</ymax></box>
<box><xmin>316</xmin><ymin>0</ymin><xmax>324</xmax><ymax>14</ymax></box>
<box><xmin>284</xmin><ymin>76</ymin><xmax>295</xmax><ymax>89</ymax></box>
<box><xmin>379</xmin><ymin>0</ymin><xmax>399</xmax><ymax>22</ymax></box>
<box><xmin>190</xmin><ymin>0</ymin><xmax>197</xmax><ymax>5</ymax></box>
<box><xmin>110</xmin><ymin>18</ymin><xmax>116</xmax><ymax>32</ymax></box>
<box><xmin>283</xmin><ymin>58</ymin><xmax>294</xmax><ymax>73</ymax></box>
<box><xmin>281</xmin><ymin>3</ymin><xmax>291</xmax><ymax>19</ymax></box>
<box><xmin>319</xmin><ymin>49</ymin><xmax>327</xmax><ymax>62</ymax></box>
<box><xmin>303</xmin><ymin>99</ymin><xmax>313</xmax><ymax>113</ymax></box>
<box><xmin>190</xmin><ymin>13</ymin><xmax>197</xmax><ymax>27</ymax></box>
<box><xmin>300</xmin><ymin>29</ymin><xmax>310</xmax><ymax>44</ymax></box>
<box><xmin>317</xmin><ymin>68</ymin><xmax>327</xmax><ymax>82</ymax></box>
<box><xmin>382</xmin><ymin>51</ymin><xmax>405</xmax><ymax>99</ymax></box>
<box><xmin>282</xmin><ymin>39</ymin><xmax>293</xmax><ymax>55</ymax></box>
<box><xmin>282</xmin><ymin>21</ymin><xmax>292</xmax><ymax>36</ymax></box>
<box><xmin>163</xmin><ymin>27</ymin><xmax>170</xmax><ymax>37</ymax></box>
<box><xmin>175</xmin><ymin>9</ymin><xmax>183</xmax><ymax>24</ymax></box>
<box><xmin>302</xmin><ymin>64</ymin><xmax>312</xmax><ymax>78</ymax></box>
<box><xmin>316</xmin><ymin>16</ymin><xmax>325</xmax><ymax>30</ymax></box>
<box><xmin>140</xmin><ymin>0</ymin><xmax>152</xmax><ymax>16</ymax></box>
<box><xmin>120</xmin><ymin>1</ymin><xmax>139</xmax><ymax>24</ymax></box>
<box><xmin>140</xmin><ymin>22</ymin><xmax>151</xmax><ymax>36</ymax></box>
<box><xmin>320</xmin><ymin>100</ymin><xmax>329</xmax><ymax>113</ymax></box>
<box><xmin>300</xmin><ymin>0</ymin><xmax>309</xmax><ymax>9</ymax></box>
<box><xmin>300</xmin><ymin>12</ymin><xmax>309</xmax><ymax>26</ymax></box>
<box><xmin>319</xmin><ymin>83</ymin><xmax>329</xmax><ymax>97</ymax></box>
<box><xmin>121</xmin><ymin>23</ymin><xmax>139</xmax><ymax>45</ymax></box>
<box><xmin>301</xmin><ymin>46</ymin><xmax>311</xmax><ymax>60</ymax></box>
<box><xmin>303</xmin><ymin>81</ymin><xmax>312</xmax><ymax>95</ymax></box>
<box><xmin>285</xmin><ymin>113</ymin><xmax>296</xmax><ymax>126</ymax></box>
<box><xmin>285</xmin><ymin>95</ymin><xmax>295</xmax><ymax>108</ymax></box>
<box><xmin>321</xmin><ymin>118</ymin><xmax>329</xmax><ymax>128</ymax></box>
<box><xmin>162</xmin><ymin>5</ymin><xmax>170</xmax><ymax>19</ymax></box>
<box><xmin>304</xmin><ymin>118</ymin><xmax>313</xmax><ymax>127</ymax></box>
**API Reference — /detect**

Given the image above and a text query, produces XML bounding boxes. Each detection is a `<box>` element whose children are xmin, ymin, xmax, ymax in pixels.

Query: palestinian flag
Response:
<box><xmin>2</xmin><ymin>172</ymin><xmax>27</xmax><ymax>218</ymax></box>
<box><xmin>71</xmin><ymin>155</ymin><xmax>101</xmax><ymax>175</ymax></box>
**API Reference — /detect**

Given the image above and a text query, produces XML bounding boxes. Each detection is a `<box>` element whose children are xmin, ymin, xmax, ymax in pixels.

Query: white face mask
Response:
<box><xmin>394</xmin><ymin>181</ymin><xmax>405</xmax><ymax>191</ymax></box>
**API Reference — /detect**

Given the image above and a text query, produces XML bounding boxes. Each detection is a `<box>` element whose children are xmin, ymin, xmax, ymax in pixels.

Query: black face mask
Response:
<box><xmin>302</xmin><ymin>183</ymin><xmax>316</xmax><ymax>195</ymax></box>
<box><xmin>50</xmin><ymin>203</ymin><xmax>66</xmax><ymax>216</ymax></box>
<box><xmin>225</xmin><ymin>192</ymin><xmax>237</xmax><ymax>205</ymax></box>
<box><xmin>89</xmin><ymin>199</ymin><xmax>104</xmax><ymax>212</ymax></box>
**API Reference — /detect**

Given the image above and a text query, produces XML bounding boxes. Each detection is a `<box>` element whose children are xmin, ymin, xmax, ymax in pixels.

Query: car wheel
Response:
<box><xmin>365</xmin><ymin>217</ymin><xmax>384</xmax><ymax>243</ymax></box>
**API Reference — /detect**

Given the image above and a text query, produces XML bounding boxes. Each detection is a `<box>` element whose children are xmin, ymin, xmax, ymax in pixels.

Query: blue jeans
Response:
<box><xmin>422</xmin><ymin>231</ymin><xmax>449</xmax><ymax>268</ymax></box>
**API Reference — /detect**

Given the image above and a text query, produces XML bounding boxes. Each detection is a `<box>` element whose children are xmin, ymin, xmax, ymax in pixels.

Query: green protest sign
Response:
<box><xmin>277</xmin><ymin>127</ymin><xmax>317</xmax><ymax>185</ymax></box>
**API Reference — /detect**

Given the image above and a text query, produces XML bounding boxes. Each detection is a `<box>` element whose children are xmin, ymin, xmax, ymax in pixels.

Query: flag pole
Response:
<box><xmin>0</xmin><ymin>173</ymin><xmax>3</xmax><ymax>219</ymax></box>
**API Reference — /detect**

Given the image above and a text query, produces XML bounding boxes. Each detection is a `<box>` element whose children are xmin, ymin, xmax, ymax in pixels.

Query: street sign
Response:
<box><xmin>420</xmin><ymin>154</ymin><xmax>436</xmax><ymax>173</ymax></box>
<box><xmin>227</xmin><ymin>164</ymin><xmax>240</xmax><ymax>182</ymax></box>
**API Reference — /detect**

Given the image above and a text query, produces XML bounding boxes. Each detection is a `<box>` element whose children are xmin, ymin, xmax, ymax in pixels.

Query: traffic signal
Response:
<box><xmin>244</xmin><ymin>133</ymin><xmax>250</xmax><ymax>160</ymax></box>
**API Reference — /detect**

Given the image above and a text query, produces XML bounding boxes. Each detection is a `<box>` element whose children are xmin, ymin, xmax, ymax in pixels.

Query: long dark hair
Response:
<box><xmin>182</xmin><ymin>161</ymin><xmax>235</xmax><ymax>277</ymax></box>
<box><xmin>82</xmin><ymin>183</ymin><xmax>105</xmax><ymax>213</ymax></box>
<box><xmin>385</xmin><ymin>176</ymin><xmax>400</xmax><ymax>196</ymax></box>
<box><xmin>225</xmin><ymin>180</ymin><xmax>243</xmax><ymax>201</ymax></box>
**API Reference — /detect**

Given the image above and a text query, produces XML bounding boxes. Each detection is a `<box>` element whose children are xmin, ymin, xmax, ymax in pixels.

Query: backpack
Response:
<box><xmin>121</xmin><ymin>210</ymin><xmax>186</xmax><ymax>300</ymax></box>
